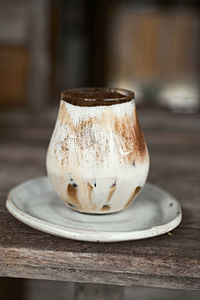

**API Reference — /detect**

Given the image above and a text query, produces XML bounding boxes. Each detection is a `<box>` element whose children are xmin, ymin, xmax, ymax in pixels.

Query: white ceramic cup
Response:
<box><xmin>46</xmin><ymin>88</ymin><xmax>149</xmax><ymax>214</ymax></box>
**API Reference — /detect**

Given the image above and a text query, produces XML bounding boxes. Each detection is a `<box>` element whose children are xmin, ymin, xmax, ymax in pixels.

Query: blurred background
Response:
<box><xmin>0</xmin><ymin>0</ymin><xmax>200</xmax><ymax>299</ymax></box>
<box><xmin>0</xmin><ymin>0</ymin><xmax>200</xmax><ymax>113</ymax></box>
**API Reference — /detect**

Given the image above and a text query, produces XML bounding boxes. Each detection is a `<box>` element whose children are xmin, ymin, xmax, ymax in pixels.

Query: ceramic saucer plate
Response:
<box><xmin>6</xmin><ymin>177</ymin><xmax>182</xmax><ymax>242</ymax></box>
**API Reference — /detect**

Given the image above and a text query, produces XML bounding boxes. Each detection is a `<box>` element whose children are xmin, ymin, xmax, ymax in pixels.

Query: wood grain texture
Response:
<box><xmin>0</xmin><ymin>109</ymin><xmax>199</xmax><ymax>290</ymax></box>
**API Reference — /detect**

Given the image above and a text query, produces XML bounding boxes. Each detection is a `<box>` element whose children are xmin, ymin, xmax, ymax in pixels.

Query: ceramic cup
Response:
<box><xmin>46</xmin><ymin>88</ymin><xmax>149</xmax><ymax>214</ymax></box>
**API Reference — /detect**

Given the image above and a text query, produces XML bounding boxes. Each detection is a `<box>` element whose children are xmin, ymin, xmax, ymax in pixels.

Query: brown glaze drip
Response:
<box><xmin>87</xmin><ymin>183</ymin><xmax>93</xmax><ymax>205</ymax></box>
<box><xmin>101</xmin><ymin>205</ymin><xmax>111</xmax><ymax>212</ymax></box>
<box><xmin>125</xmin><ymin>186</ymin><xmax>141</xmax><ymax>208</ymax></box>
<box><xmin>133</xmin><ymin>110</ymin><xmax>147</xmax><ymax>161</ymax></box>
<box><xmin>61</xmin><ymin>88</ymin><xmax>134</xmax><ymax>107</ymax></box>
<box><xmin>106</xmin><ymin>185</ymin><xmax>116</xmax><ymax>203</ymax></box>
<box><xmin>114</xmin><ymin>114</ymin><xmax>135</xmax><ymax>163</ymax></box>
<box><xmin>113</xmin><ymin>108</ymin><xmax>148</xmax><ymax>164</ymax></box>
<box><xmin>67</xmin><ymin>184</ymin><xmax>80</xmax><ymax>209</ymax></box>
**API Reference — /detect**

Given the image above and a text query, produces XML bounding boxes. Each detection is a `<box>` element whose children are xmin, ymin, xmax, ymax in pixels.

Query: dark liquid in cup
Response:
<box><xmin>61</xmin><ymin>87</ymin><xmax>134</xmax><ymax>106</ymax></box>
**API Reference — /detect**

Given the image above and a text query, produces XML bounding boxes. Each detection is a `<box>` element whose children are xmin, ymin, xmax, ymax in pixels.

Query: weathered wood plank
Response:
<box><xmin>1</xmin><ymin>264</ymin><xmax>200</xmax><ymax>291</ymax></box>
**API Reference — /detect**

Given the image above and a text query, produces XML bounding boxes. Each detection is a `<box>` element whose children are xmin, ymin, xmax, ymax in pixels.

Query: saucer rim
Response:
<box><xmin>6</xmin><ymin>177</ymin><xmax>182</xmax><ymax>242</ymax></box>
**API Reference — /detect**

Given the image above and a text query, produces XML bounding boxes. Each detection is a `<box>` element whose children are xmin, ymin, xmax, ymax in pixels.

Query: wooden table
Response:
<box><xmin>0</xmin><ymin>108</ymin><xmax>199</xmax><ymax>294</ymax></box>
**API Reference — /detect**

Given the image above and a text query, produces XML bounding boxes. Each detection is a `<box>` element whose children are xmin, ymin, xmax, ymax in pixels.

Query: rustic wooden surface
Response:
<box><xmin>0</xmin><ymin>108</ymin><xmax>199</xmax><ymax>291</ymax></box>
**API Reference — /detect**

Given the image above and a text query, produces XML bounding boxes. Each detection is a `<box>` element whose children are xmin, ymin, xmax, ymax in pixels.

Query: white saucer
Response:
<box><xmin>6</xmin><ymin>177</ymin><xmax>182</xmax><ymax>242</ymax></box>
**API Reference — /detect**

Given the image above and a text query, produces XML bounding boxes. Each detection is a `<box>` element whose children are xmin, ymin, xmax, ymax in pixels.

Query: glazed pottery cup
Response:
<box><xmin>46</xmin><ymin>88</ymin><xmax>149</xmax><ymax>214</ymax></box>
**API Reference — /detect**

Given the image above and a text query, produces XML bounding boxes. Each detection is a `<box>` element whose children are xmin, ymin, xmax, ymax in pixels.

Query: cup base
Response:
<box><xmin>66</xmin><ymin>204</ymin><xmax>125</xmax><ymax>215</ymax></box>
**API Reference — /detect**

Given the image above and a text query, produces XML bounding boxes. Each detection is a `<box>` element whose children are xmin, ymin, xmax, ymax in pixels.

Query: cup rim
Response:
<box><xmin>61</xmin><ymin>87</ymin><xmax>135</xmax><ymax>107</ymax></box>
